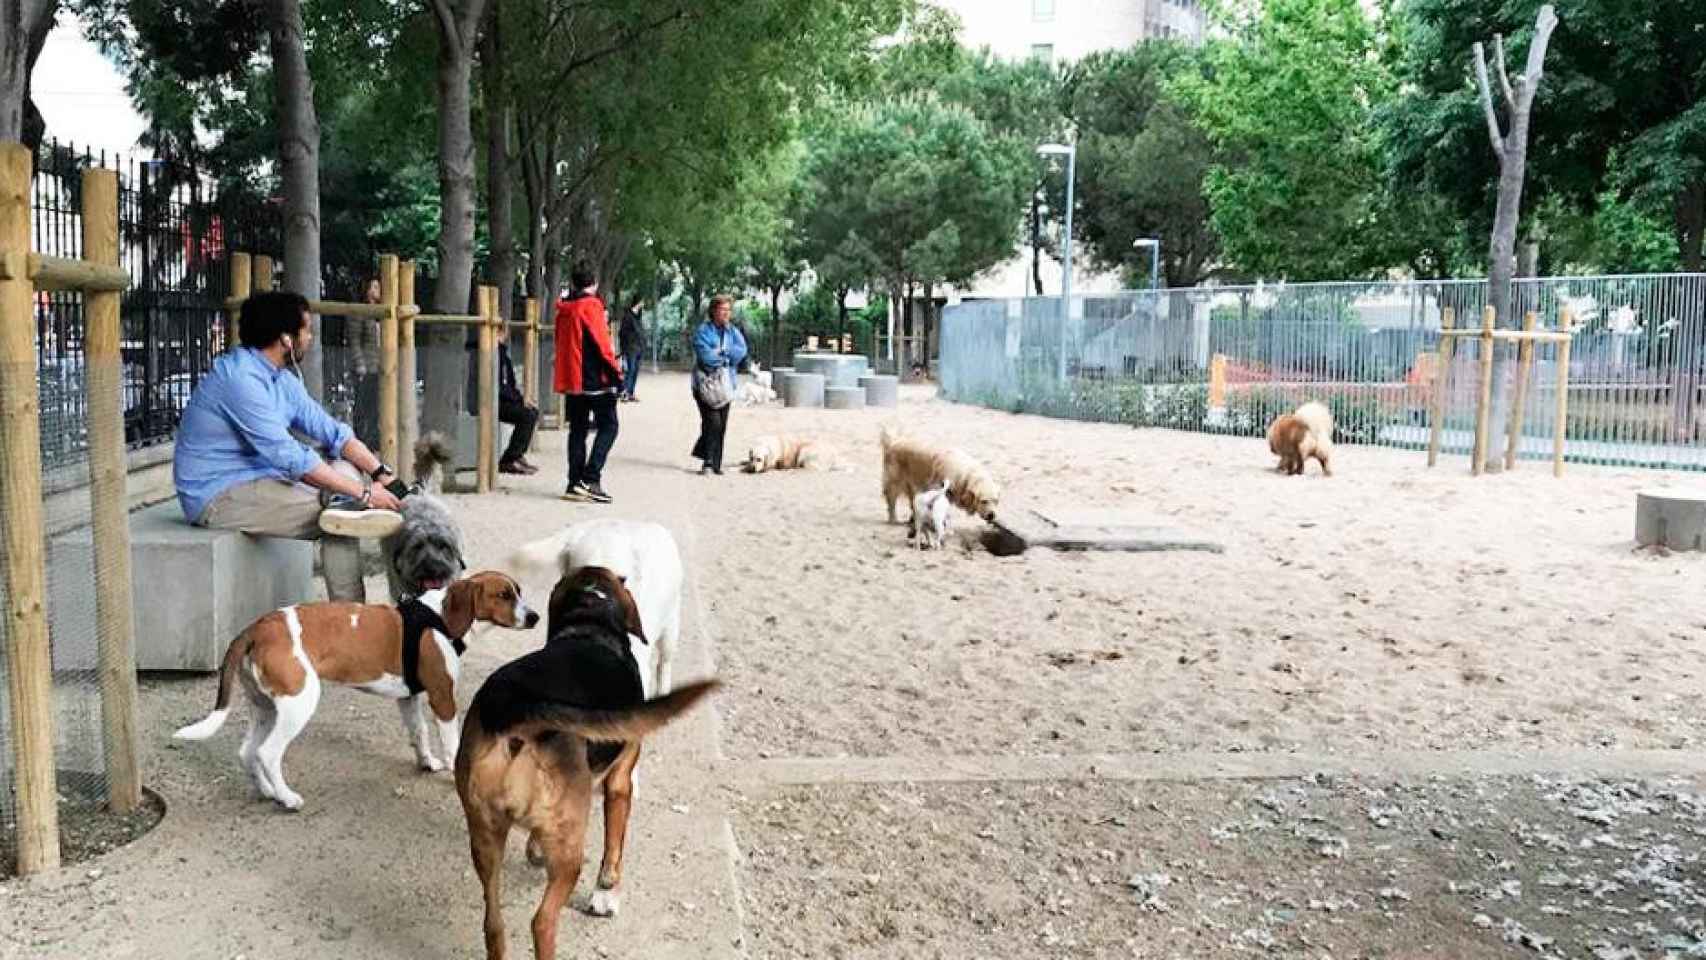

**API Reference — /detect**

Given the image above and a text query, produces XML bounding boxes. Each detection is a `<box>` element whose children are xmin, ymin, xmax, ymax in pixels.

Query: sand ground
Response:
<box><xmin>3</xmin><ymin>373</ymin><xmax>1704</xmax><ymax>960</ymax></box>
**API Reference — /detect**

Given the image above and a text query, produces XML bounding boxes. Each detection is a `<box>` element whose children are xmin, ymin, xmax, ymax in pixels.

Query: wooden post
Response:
<box><xmin>1427</xmin><ymin>307</ymin><xmax>1456</xmax><ymax>467</ymax></box>
<box><xmin>556</xmin><ymin>393</ymin><xmax>566</xmax><ymax>432</ymax></box>
<box><xmin>252</xmin><ymin>254</ymin><xmax>274</xmax><ymax>293</ymax></box>
<box><xmin>1471</xmin><ymin>305</ymin><xmax>1495</xmax><ymax>476</ymax></box>
<box><xmin>378</xmin><ymin>254</ymin><xmax>399</xmax><ymax>471</ymax></box>
<box><xmin>523</xmin><ymin>297</ymin><xmax>539</xmax><ymax>412</ymax></box>
<box><xmin>1503</xmin><ymin>310</ymin><xmax>1538</xmax><ymax>470</ymax></box>
<box><xmin>81</xmin><ymin>168</ymin><xmax>142</xmax><ymax>814</ymax></box>
<box><xmin>1554</xmin><ymin>308</ymin><xmax>1573</xmax><ymax>478</ymax></box>
<box><xmin>0</xmin><ymin>142</ymin><xmax>61</xmax><ymax>874</ymax></box>
<box><xmin>1208</xmin><ymin>353</ymin><xmax>1227</xmax><ymax>408</ymax></box>
<box><xmin>477</xmin><ymin>286</ymin><xmax>497</xmax><ymax>493</ymax></box>
<box><xmin>227</xmin><ymin>252</ymin><xmax>251</xmax><ymax>349</ymax></box>
<box><xmin>398</xmin><ymin>261</ymin><xmax>418</xmax><ymax>484</ymax></box>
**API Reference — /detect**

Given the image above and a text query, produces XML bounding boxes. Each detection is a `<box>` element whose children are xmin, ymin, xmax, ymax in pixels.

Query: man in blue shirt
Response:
<box><xmin>174</xmin><ymin>291</ymin><xmax>405</xmax><ymax>603</ymax></box>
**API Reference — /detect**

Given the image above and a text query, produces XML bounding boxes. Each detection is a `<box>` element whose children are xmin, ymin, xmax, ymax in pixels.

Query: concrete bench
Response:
<box><xmin>48</xmin><ymin>500</ymin><xmax>313</xmax><ymax>672</ymax></box>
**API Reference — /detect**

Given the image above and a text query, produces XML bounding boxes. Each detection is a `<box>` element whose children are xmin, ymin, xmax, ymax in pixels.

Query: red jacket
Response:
<box><xmin>553</xmin><ymin>292</ymin><xmax>622</xmax><ymax>394</ymax></box>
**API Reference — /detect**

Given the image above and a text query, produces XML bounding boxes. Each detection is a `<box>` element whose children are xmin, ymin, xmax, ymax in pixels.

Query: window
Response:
<box><xmin>1030</xmin><ymin>43</ymin><xmax>1054</xmax><ymax>63</ymax></box>
<box><xmin>1032</xmin><ymin>0</ymin><xmax>1055</xmax><ymax>21</ymax></box>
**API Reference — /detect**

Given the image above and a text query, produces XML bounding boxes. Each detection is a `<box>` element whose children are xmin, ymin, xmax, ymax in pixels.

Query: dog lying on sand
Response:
<box><xmin>1266</xmin><ymin>400</ymin><xmax>1334</xmax><ymax>476</ymax></box>
<box><xmin>879</xmin><ymin>423</ymin><xmax>1000</xmax><ymax>525</ymax></box>
<box><xmin>743</xmin><ymin>434</ymin><xmax>835</xmax><ymax>473</ymax></box>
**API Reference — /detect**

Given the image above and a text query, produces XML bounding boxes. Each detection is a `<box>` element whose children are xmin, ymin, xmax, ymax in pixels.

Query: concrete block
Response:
<box><xmin>793</xmin><ymin>352</ymin><xmax>869</xmax><ymax>388</ymax></box>
<box><xmin>1636</xmin><ymin>488</ymin><xmax>1706</xmax><ymax>551</ymax></box>
<box><xmin>455</xmin><ymin>413</ymin><xmax>513</xmax><ymax>471</ymax></box>
<box><xmin>859</xmin><ymin>374</ymin><xmax>899</xmax><ymax>408</ymax></box>
<box><xmin>783</xmin><ymin>372</ymin><xmax>826</xmax><ymax>408</ymax></box>
<box><xmin>47</xmin><ymin>501</ymin><xmax>314</xmax><ymax>672</ymax></box>
<box><xmin>825</xmin><ymin>385</ymin><xmax>866</xmax><ymax>410</ymax></box>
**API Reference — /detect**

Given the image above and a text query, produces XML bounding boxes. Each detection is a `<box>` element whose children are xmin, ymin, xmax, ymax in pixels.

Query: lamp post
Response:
<box><xmin>1132</xmin><ymin>237</ymin><xmax>1160</xmax><ymax>293</ymax></box>
<box><xmin>1038</xmin><ymin>143</ymin><xmax>1075</xmax><ymax>383</ymax></box>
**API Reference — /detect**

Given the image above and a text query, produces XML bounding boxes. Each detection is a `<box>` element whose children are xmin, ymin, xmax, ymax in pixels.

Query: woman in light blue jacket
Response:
<box><xmin>690</xmin><ymin>295</ymin><xmax>747</xmax><ymax>475</ymax></box>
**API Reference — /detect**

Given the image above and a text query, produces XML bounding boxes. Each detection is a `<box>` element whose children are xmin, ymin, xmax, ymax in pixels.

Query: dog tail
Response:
<box><xmin>1293</xmin><ymin>401</ymin><xmax>1335</xmax><ymax>451</ymax></box>
<box><xmin>414</xmin><ymin>432</ymin><xmax>454</xmax><ymax>493</ymax></box>
<box><xmin>505</xmin><ymin>680</ymin><xmax>719</xmax><ymax>743</ymax></box>
<box><xmin>173</xmin><ymin>626</ymin><xmax>255</xmax><ymax>741</ymax></box>
<box><xmin>503</xmin><ymin>527</ymin><xmax>578</xmax><ymax>584</ymax></box>
<box><xmin>879</xmin><ymin>421</ymin><xmax>902</xmax><ymax>451</ymax></box>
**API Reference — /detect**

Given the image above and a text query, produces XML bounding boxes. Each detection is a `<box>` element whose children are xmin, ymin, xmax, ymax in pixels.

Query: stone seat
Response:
<box><xmin>47</xmin><ymin>500</ymin><xmax>313</xmax><ymax>672</ymax></box>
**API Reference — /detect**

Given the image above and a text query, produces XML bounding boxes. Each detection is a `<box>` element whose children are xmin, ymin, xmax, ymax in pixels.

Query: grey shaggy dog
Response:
<box><xmin>383</xmin><ymin>433</ymin><xmax>465</xmax><ymax>603</ymax></box>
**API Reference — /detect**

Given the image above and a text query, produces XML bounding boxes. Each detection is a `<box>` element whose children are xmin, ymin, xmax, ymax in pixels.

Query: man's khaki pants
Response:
<box><xmin>199</xmin><ymin>462</ymin><xmax>366</xmax><ymax>602</ymax></box>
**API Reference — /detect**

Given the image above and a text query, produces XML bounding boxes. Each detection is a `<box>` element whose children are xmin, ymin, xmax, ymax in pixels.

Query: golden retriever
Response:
<box><xmin>880</xmin><ymin>424</ymin><xmax>1001</xmax><ymax>524</ymax></box>
<box><xmin>1266</xmin><ymin>400</ymin><xmax>1334</xmax><ymax>476</ymax></box>
<box><xmin>743</xmin><ymin>434</ymin><xmax>834</xmax><ymax>473</ymax></box>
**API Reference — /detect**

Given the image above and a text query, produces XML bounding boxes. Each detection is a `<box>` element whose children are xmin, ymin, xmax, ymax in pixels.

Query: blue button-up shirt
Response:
<box><xmin>173</xmin><ymin>347</ymin><xmax>353</xmax><ymax>523</ymax></box>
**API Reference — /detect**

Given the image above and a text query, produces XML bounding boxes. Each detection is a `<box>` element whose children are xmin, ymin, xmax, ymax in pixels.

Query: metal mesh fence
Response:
<box><xmin>1</xmin><ymin>351</ymin><xmax>129</xmax><ymax>874</ymax></box>
<box><xmin>940</xmin><ymin>275</ymin><xmax>1706</xmax><ymax>472</ymax></box>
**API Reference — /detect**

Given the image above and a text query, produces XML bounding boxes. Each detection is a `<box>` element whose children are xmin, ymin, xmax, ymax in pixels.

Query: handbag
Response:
<box><xmin>693</xmin><ymin>363</ymin><xmax>732</xmax><ymax>409</ymax></box>
<box><xmin>692</xmin><ymin>326</ymin><xmax>734</xmax><ymax>409</ymax></box>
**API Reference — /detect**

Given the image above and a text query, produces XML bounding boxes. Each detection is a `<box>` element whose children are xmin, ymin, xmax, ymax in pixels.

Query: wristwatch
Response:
<box><xmin>368</xmin><ymin>462</ymin><xmax>394</xmax><ymax>481</ymax></box>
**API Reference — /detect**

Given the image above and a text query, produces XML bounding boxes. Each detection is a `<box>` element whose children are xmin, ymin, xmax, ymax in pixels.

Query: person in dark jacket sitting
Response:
<box><xmin>496</xmin><ymin>321</ymin><xmax>540</xmax><ymax>475</ymax></box>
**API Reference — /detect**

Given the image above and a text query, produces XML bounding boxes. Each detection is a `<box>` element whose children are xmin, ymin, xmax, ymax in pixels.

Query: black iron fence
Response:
<box><xmin>30</xmin><ymin>139</ymin><xmax>280</xmax><ymax>467</ymax></box>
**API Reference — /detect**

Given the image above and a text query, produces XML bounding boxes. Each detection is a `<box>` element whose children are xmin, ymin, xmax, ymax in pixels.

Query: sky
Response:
<box><xmin>30</xmin><ymin>17</ymin><xmax>150</xmax><ymax>157</ymax></box>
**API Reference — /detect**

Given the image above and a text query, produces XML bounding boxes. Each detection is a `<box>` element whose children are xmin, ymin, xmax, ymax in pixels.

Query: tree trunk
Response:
<box><xmin>1474</xmin><ymin>6</ymin><xmax>1557</xmax><ymax>472</ymax></box>
<box><xmin>268</xmin><ymin>0</ymin><xmax>324</xmax><ymax>400</ymax></box>
<box><xmin>482</xmin><ymin>0</ymin><xmax>515</xmax><ymax>323</ymax></box>
<box><xmin>0</xmin><ymin>1</ymin><xmax>56</xmax><ymax>141</ymax></box>
<box><xmin>770</xmin><ymin>284</ymin><xmax>783</xmax><ymax>364</ymax></box>
<box><xmin>425</xmin><ymin>0</ymin><xmax>489</xmax><ymax>440</ymax></box>
<box><xmin>1030</xmin><ymin>192</ymin><xmax>1043</xmax><ymax>297</ymax></box>
<box><xmin>837</xmin><ymin>288</ymin><xmax>849</xmax><ymax>337</ymax></box>
<box><xmin>1676</xmin><ymin>182</ymin><xmax>1706</xmax><ymax>273</ymax></box>
<box><xmin>921</xmin><ymin>280</ymin><xmax>934</xmax><ymax>376</ymax></box>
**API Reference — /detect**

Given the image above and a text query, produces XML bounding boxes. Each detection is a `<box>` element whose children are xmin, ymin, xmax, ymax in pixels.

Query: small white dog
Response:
<box><xmin>506</xmin><ymin>518</ymin><xmax>683</xmax><ymax>696</ymax></box>
<box><xmin>910</xmin><ymin>484</ymin><xmax>952</xmax><ymax>549</ymax></box>
<box><xmin>738</xmin><ymin>381</ymin><xmax>778</xmax><ymax>405</ymax></box>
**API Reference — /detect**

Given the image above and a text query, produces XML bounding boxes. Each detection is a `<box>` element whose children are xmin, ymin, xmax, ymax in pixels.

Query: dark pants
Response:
<box><xmin>499</xmin><ymin>399</ymin><xmax>539</xmax><ymax>466</ymax></box>
<box><xmin>692</xmin><ymin>396</ymin><xmax>730</xmax><ymax>471</ymax></box>
<box><xmin>353</xmin><ymin>372</ymin><xmax>380</xmax><ymax>449</ymax></box>
<box><xmin>566</xmin><ymin>392</ymin><xmax>619</xmax><ymax>487</ymax></box>
<box><xmin>621</xmin><ymin>352</ymin><xmax>642</xmax><ymax>399</ymax></box>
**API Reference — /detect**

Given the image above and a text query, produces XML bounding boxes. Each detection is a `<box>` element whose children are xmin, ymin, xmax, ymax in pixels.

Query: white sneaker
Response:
<box><xmin>318</xmin><ymin>506</ymin><xmax>404</xmax><ymax>539</ymax></box>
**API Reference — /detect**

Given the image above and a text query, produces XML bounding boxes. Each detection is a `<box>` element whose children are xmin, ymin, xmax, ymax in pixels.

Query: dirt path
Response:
<box><xmin>1</xmin><ymin>379</ymin><xmax>748</xmax><ymax>959</ymax></box>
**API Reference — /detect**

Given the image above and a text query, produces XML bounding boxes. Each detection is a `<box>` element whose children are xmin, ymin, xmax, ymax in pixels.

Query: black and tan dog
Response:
<box><xmin>454</xmin><ymin>565</ymin><xmax>716</xmax><ymax>960</ymax></box>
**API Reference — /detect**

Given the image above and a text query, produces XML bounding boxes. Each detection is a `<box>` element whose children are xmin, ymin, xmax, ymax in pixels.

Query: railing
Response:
<box><xmin>940</xmin><ymin>275</ymin><xmax>1706</xmax><ymax>473</ymax></box>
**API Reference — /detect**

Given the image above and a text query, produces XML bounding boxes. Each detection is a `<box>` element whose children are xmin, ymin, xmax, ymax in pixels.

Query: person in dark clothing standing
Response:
<box><xmin>496</xmin><ymin>320</ymin><xmax>540</xmax><ymax>475</ymax></box>
<box><xmin>552</xmin><ymin>262</ymin><xmax>623</xmax><ymax>503</ymax></box>
<box><xmin>690</xmin><ymin>295</ymin><xmax>747</xmax><ymax>475</ymax></box>
<box><xmin>618</xmin><ymin>299</ymin><xmax>646</xmax><ymax>402</ymax></box>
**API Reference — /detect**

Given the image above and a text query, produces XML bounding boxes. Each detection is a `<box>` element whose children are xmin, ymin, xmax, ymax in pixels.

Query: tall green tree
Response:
<box><xmin>1174</xmin><ymin>0</ymin><xmax>1397</xmax><ymax>280</ymax></box>
<box><xmin>800</xmin><ymin>96</ymin><xmax>1031</xmax><ymax>371</ymax></box>
<box><xmin>1066</xmin><ymin>42</ymin><xmax>1220</xmax><ymax>287</ymax></box>
<box><xmin>1386</xmin><ymin>0</ymin><xmax>1706</xmax><ymax>272</ymax></box>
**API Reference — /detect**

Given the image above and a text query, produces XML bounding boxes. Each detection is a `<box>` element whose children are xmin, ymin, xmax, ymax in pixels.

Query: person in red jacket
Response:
<box><xmin>553</xmin><ymin>262</ymin><xmax>623</xmax><ymax>503</ymax></box>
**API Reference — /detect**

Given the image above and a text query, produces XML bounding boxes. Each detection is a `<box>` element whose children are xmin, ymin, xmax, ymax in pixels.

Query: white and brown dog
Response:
<box><xmin>173</xmin><ymin>571</ymin><xmax>539</xmax><ymax>811</ymax></box>
<box><xmin>879</xmin><ymin>423</ymin><xmax>1001</xmax><ymax>526</ymax></box>
<box><xmin>1266</xmin><ymin>400</ymin><xmax>1335</xmax><ymax>476</ymax></box>
<box><xmin>911</xmin><ymin>484</ymin><xmax>952</xmax><ymax>549</ymax></box>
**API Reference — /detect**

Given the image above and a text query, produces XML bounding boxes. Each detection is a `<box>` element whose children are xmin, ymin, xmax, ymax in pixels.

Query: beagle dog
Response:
<box><xmin>173</xmin><ymin>571</ymin><xmax>539</xmax><ymax>811</ymax></box>
<box><xmin>454</xmin><ymin>566</ymin><xmax>716</xmax><ymax>960</ymax></box>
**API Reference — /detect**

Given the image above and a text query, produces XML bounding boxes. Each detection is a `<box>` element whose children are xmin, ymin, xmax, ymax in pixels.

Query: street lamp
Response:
<box><xmin>1038</xmin><ymin>143</ymin><xmax>1075</xmax><ymax>383</ymax></box>
<box><xmin>1132</xmin><ymin>237</ymin><xmax>1161</xmax><ymax>293</ymax></box>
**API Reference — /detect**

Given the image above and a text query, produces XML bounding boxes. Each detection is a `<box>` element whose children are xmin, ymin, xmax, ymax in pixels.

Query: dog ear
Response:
<box><xmin>441</xmin><ymin>578</ymin><xmax>476</xmax><ymax>639</ymax></box>
<box><xmin>617</xmin><ymin>585</ymin><xmax>647</xmax><ymax>645</ymax></box>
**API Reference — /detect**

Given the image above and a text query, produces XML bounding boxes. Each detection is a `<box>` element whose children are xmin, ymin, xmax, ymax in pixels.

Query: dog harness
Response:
<box><xmin>398</xmin><ymin>599</ymin><xmax>463</xmax><ymax>696</ymax></box>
